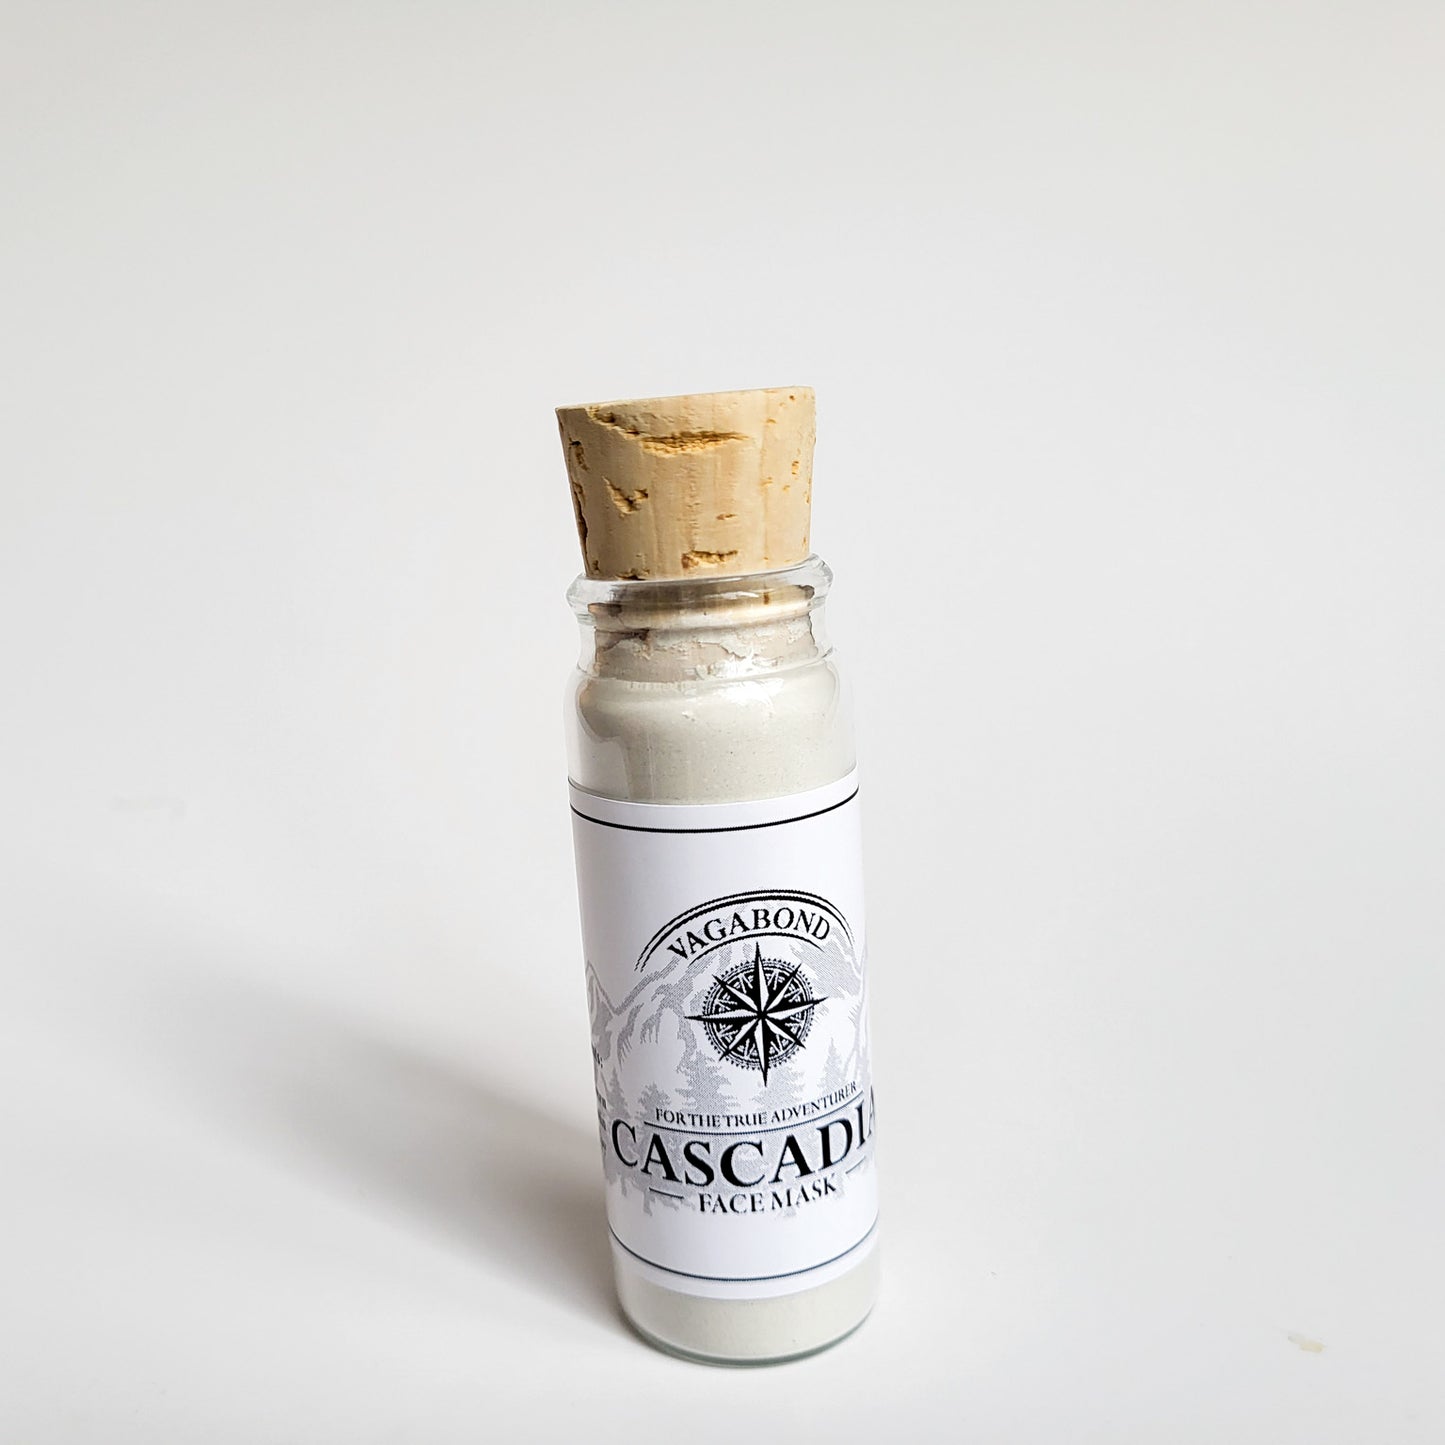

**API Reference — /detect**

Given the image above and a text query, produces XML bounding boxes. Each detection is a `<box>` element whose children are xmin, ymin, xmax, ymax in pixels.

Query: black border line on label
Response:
<box><xmin>608</xmin><ymin>1215</ymin><xmax>879</xmax><ymax>1285</ymax></box>
<box><xmin>570</xmin><ymin>787</ymin><xmax>859</xmax><ymax>836</ymax></box>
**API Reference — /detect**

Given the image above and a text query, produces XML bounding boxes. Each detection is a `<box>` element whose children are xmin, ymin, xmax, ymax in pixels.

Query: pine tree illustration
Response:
<box><xmin>600</xmin><ymin>1067</ymin><xmax>630</xmax><ymax>1191</ymax></box>
<box><xmin>677</xmin><ymin>1052</ymin><xmax>736</xmax><ymax>1117</ymax></box>
<box><xmin>638</xmin><ymin>1081</ymin><xmax>670</xmax><ymax>1125</ymax></box>
<box><xmin>766</xmin><ymin>1049</ymin><xmax>804</xmax><ymax>1116</ymax></box>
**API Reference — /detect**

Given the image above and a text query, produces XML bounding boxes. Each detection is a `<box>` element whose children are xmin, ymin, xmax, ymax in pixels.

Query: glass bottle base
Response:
<box><xmin>612</xmin><ymin>1241</ymin><xmax>880</xmax><ymax>1365</ymax></box>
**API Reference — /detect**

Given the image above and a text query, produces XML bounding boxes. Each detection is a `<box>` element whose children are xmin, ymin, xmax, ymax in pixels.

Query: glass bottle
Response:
<box><xmin>558</xmin><ymin>390</ymin><xmax>880</xmax><ymax>1364</ymax></box>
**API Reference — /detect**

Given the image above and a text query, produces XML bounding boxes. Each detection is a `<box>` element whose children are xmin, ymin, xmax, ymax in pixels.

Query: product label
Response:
<box><xmin>569</xmin><ymin>770</ymin><xmax>878</xmax><ymax>1300</ymax></box>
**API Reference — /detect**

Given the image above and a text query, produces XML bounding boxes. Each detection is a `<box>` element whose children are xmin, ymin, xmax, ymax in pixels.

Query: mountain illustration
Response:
<box><xmin>585</xmin><ymin>911</ymin><xmax>870</xmax><ymax>1164</ymax></box>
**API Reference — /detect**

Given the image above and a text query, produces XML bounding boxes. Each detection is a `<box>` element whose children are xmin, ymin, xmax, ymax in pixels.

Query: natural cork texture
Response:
<box><xmin>557</xmin><ymin>387</ymin><xmax>815</xmax><ymax>581</ymax></box>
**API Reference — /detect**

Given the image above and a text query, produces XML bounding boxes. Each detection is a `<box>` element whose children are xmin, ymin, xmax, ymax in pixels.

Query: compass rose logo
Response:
<box><xmin>688</xmin><ymin>943</ymin><xmax>828</xmax><ymax>1084</ymax></box>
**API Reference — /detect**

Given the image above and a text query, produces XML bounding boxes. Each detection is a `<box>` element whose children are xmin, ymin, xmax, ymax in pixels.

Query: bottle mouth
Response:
<box><xmin>568</xmin><ymin>555</ymin><xmax>832</xmax><ymax>631</ymax></box>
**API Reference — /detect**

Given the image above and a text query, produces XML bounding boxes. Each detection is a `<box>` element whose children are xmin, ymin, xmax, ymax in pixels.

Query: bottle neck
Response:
<box><xmin>569</xmin><ymin>556</ymin><xmax>833</xmax><ymax>685</ymax></box>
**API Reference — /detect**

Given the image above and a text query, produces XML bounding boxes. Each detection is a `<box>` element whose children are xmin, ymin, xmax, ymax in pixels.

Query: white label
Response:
<box><xmin>569</xmin><ymin>770</ymin><xmax>878</xmax><ymax>1300</ymax></box>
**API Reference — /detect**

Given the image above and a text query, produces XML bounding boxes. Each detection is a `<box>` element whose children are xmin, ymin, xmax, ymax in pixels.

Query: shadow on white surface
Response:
<box><xmin>140</xmin><ymin>969</ymin><xmax>620</xmax><ymax>1333</ymax></box>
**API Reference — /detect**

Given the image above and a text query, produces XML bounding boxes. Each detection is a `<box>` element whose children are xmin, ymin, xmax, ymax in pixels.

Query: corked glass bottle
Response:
<box><xmin>558</xmin><ymin>387</ymin><xmax>880</xmax><ymax>1364</ymax></box>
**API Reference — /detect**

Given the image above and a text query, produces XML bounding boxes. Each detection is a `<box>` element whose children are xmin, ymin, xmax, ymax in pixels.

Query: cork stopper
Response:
<box><xmin>556</xmin><ymin>387</ymin><xmax>815</xmax><ymax>581</ymax></box>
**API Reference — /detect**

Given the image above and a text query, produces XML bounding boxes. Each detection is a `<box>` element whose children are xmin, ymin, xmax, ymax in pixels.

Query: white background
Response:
<box><xmin>2</xmin><ymin>3</ymin><xmax>1442</xmax><ymax>1440</ymax></box>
